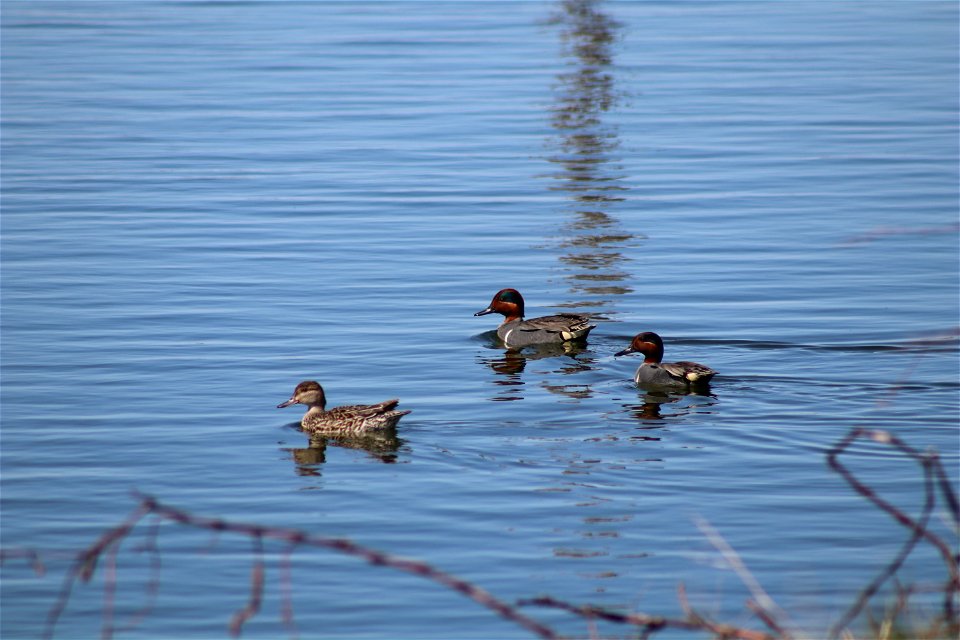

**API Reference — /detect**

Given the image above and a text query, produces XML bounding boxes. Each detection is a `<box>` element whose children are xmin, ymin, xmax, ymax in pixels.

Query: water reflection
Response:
<box><xmin>546</xmin><ymin>0</ymin><xmax>638</xmax><ymax>311</ymax></box>
<box><xmin>477</xmin><ymin>0</ymin><xmax>636</xmax><ymax>401</ymax></box>
<box><xmin>477</xmin><ymin>336</ymin><xmax>599</xmax><ymax>401</ymax></box>
<box><xmin>282</xmin><ymin>430</ymin><xmax>403</xmax><ymax>476</ymax></box>
<box><xmin>622</xmin><ymin>390</ymin><xmax>719</xmax><ymax>422</ymax></box>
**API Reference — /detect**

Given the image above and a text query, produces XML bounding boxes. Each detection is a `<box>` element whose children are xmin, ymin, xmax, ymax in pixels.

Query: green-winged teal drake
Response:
<box><xmin>277</xmin><ymin>380</ymin><xmax>410</xmax><ymax>435</ymax></box>
<box><xmin>474</xmin><ymin>288</ymin><xmax>595</xmax><ymax>348</ymax></box>
<box><xmin>615</xmin><ymin>332</ymin><xmax>717</xmax><ymax>389</ymax></box>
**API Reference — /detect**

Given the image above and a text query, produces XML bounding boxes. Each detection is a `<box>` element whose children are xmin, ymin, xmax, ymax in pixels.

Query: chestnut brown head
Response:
<box><xmin>614</xmin><ymin>332</ymin><xmax>665</xmax><ymax>363</ymax></box>
<box><xmin>474</xmin><ymin>288</ymin><xmax>525</xmax><ymax>323</ymax></box>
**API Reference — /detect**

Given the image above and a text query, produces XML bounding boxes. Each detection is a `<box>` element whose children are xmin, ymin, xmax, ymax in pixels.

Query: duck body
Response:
<box><xmin>277</xmin><ymin>381</ymin><xmax>410</xmax><ymax>435</ymax></box>
<box><xmin>632</xmin><ymin>361</ymin><xmax>717</xmax><ymax>387</ymax></box>
<box><xmin>616</xmin><ymin>332</ymin><xmax>716</xmax><ymax>390</ymax></box>
<box><xmin>475</xmin><ymin>288</ymin><xmax>595</xmax><ymax>348</ymax></box>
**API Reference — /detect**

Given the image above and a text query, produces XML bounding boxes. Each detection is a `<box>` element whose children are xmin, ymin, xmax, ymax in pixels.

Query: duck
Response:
<box><xmin>277</xmin><ymin>380</ymin><xmax>410</xmax><ymax>435</ymax></box>
<box><xmin>474</xmin><ymin>288</ymin><xmax>596</xmax><ymax>348</ymax></box>
<box><xmin>615</xmin><ymin>332</ymin><xmax>716</xmax><ymax>389</ymax></box>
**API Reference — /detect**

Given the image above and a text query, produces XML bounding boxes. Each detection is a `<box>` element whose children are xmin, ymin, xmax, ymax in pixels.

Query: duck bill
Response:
<box><xmin>614</xmin><ymin>347</ymin><xmax>635</xmax><ymax>357</ymax></box>
<box><xmin>474</xmin><ymin>306</ymin><xmax>495</xmax><ymax>317</ymax></box>
<box><xmin>276</xmin><ymin>398</ymin><xmax>296</xmax><ymax>408</ymax></box>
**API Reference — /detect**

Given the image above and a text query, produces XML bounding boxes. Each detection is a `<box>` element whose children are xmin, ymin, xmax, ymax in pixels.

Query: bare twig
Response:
<box><xmin>278</xmin><ymin>542</ymin><xmax>299</xmax><ymax>640</ymax></box>
<box><xmin>930</xmin><ymin>450</ymin><xmax>960</xmax><ymax>525</ymax></box>
<box><xmin>44</xmin><ymin>502</ymin><xmax>151</xmax><ymax>640</ymax></box>
<box><xmin>826</xmin><ymin>428</ymin><xmax>960</xmax><ymax>638</ymax></box>
<box><xmin>0</xmin><ymin>548</ymin><xmax>46</xmax><ymax>576</ymax></box>
<box><xmin>17</xmin><ymin>424</ymin><xmax>955</xmax><ymax>640</ymax></box>
<box><xmin>116</xmin><ymin>515</ymin><xmax>163</xmax><ymax>634</ymax></box>
<box><xmin>229</xmin><ymin>535</ymin><xmax>265</xmax><ymax>637</ymax></box>
<box><xmin>747</xmin><ymin>599</ymin><xmax>791</xmax><ymax>638</ymax></box>
<box><xmin>519</xmin><ymin>593</ymin><xmax>776</xmax><ymax>640</ymax></box>
<box><xmin>828</xmin><ymin>451</ymin><xmax>935</xmax><ymax>638</ymax></box>
<box><xmin>696</xmin><ymin>517</ymin><xmax>792</xmax><ymax>639</ymax></box>
<box><xmin>100</xmin><ymin>533</ymin><xmax>123</xmax><ymax>640</ymax></box>
<box><xmin>827</xmin><ymin>429</ymin><xmax>958</xmax><ymax>569</ymax></box>
<box><xmin>44</xmin><ymin>492</ymin><xmax>562</xmax><ymax>640</ymax></box>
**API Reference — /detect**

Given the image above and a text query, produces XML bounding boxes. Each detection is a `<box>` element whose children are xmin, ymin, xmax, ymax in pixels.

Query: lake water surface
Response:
<box><xmin>2</xmin><ymin>2</ymin><xmax>958</xmax><ymax>639</ymax></box>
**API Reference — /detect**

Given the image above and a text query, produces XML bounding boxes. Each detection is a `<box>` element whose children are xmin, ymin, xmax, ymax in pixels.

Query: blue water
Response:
<box><xmin>2</xmin><ymin>2</ymin><xmax>958</xmax><ymax>638</ymax></box>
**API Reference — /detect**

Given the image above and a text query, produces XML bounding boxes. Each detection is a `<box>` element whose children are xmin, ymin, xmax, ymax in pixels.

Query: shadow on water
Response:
<box><xmin>543</xmin><ymin>0</ymin><xmax>639</xmax><ymax>315</ymax></box>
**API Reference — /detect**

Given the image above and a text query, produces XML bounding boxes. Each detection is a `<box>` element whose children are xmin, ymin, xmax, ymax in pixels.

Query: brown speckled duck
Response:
<box><xmin>615</xmin><ymin>332</ymin><xmax>717</xmax><ymax>389</ymax></box>
<box><xmin>277</xmin><ymin>381</ymin><xmax>410</xmax><ymax>435</ymax></box>
<box><xmin>474</xmin><ymin>288</ymin><xmax>595</xmax><ymax>348</ymax></box>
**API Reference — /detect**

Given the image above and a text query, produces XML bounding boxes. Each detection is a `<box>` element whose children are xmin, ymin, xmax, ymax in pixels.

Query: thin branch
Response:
<box><xmin>278</xmin><ymin>542</ymin><xmax>300</xmax><ymax>640</ymax></box>
<box><xmin>825</xmin><ymin>427</ymin><xmax>960</xmax><ymax>636</ymax></box>
<box><xmin>929</xmin><ymin>450</ymin><xmax>960</xmax><ymax>526</ymax></box>
<box><xmin>826</xmin><ymin>429</ymin><xmax>958</xmax><ymax>573</ymax></box>
<box><xmin>43</xmin><ymin>503</ymin><xmax>151</xmax><ymax>640</ymax></box>
<box><xmin>74</xmin><ymin>493</ymin><xmax>563</xmax><ymax>640</ymax></box>
<box><xmin>519</xmin><ymin>594</ymin><xmax>776</xmax><ymax>640</ymax></box>
<box><xmin>696</xmin><ymin>517</ymin><xmax>792</xmax><ymax>639</ymax></box>
<box><xmin>229</xmin><ymin>535</ymin><xmax>265</xmax><ymax>637</ymax></box>
<box><xmin>100</xmin><ymin>535</ymin><xmax>123</xmax><ymax>640</ymax></box>
<box><xmin>117</xmin><ymin>515</ymin><xmax>163</xmax><ymax>634</ymax></box>
<box><xmin>25</xmin><ymin>433</ymin><xmax>956</xmax><ymax>640</ymax></box>
<box><xmin>747</xmin><ymin>600</ymin><xmax>791</xmax><ymax>639</ymax></box>
<box><xmin>828</xmin><ymin>454</ymin><xmax>936</xmax><ymax>639</ymax></box>
<box><xmin>0</xmin><ymin>548</ymin><xmax>46</xmax><ymax>576</ymax></box>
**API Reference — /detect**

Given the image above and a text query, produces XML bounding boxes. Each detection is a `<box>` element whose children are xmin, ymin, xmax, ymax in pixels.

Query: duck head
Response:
<box><xmin>615</xmin><ymin>332</ymin><xmax>665</xmax><ymax>364</ymax></box>
<box><xmin>277</xmin><ymin>380</ymin><xmax>327</xmax><ymax>410</ymax></box>
<box><xmin>474</xmin><ymin>288</ymin><xmax>525</xmax><ymax>323</ymax></box>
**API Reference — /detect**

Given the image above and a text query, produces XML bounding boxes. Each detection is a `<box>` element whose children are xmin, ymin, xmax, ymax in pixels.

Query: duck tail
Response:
<box><xmin>376</xmin><ymin>399</ymin><xmax>401</xmax><ymax>413</ymax></box>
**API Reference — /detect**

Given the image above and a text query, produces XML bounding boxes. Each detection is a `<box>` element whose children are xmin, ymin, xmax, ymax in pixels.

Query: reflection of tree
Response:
<box><xmin>547</xmin><ymin>0</ymin><xmax>638</xmax><ymax>311</ymax></box>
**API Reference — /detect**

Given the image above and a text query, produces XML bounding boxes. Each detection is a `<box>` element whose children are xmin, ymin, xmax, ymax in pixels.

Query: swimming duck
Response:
<box><xmin>615</xmin><ymin>332</ymin><xmax>717</xmax><ymax>388</ymax></box>
<box><xmin>474</xmin><ymin>288</ymin><xmax>596</xmax><ymax>348</ymax></box>
<box><xmin>277</xmin><ymin>380</ymin><xmax>410</xmax><ymax>435</ymax></box>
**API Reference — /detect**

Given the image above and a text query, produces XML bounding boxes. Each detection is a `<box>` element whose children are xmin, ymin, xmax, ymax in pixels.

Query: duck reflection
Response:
<box><xmin>622</xmin><ymin>390</ymin><xmax>718</xmax><ymax>423</ymax></box>
<box><xmin>546</xmin><ymin>0</ymin><xmax>637</xmax><ymax>311</ymax></box>
<box><xmin>622</xmin><ymin>390</ymin><xmax>677</xmax><ymax>421</ymax></box>
<box><xmin>283</xmin><ymin>430</ymin><xmax>403</xmax><ymax>476</ymax></box>
<box><xmin>477</xmin><ymin>339</ymin><xmax>598</xmax><ymax>401</ymax></box>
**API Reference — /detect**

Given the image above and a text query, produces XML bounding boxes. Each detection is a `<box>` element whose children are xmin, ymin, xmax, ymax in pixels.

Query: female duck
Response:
<box><xmin>474</xmin><ymin>288</ymin><xmax>595</xmax><ymax>348</ymax></box>
<box><xmin>277</xmin><ymin>380</ymin><xmax>410</xmax><ymax>435</ymax></box>
<box><xmin>615</xmin><ymin>332</ymin><xmax>716</xmax><ymax>389</ymax></box>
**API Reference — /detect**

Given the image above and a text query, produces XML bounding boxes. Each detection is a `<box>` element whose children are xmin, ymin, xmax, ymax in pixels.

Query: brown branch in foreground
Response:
<box><xmin>747</xmin><ymin>599</ymin><xmax>791</xmax><ymax>639</ymax></box>
<box><xmin>229</xmin><ymin>535</ymin><xmax>265</xmax><ymax>637</ymax></box>
<box><xmin>278</xmin><ymin>542</ymin><xmax>300</xmax><ymax>640</ymax></box>
<box><xmin>695</xmin><ymin>517</ymin><xmax>792</xmax><ymax>639</ymax></box>
<box><xmin>931</xmin><ymin>449</ymin><xmax>960</xmax><ymax>525</ymax></box>
<box><xmin>14</xmin><ymin>426</ymin><xmax>955</xmax><ymax>640</ymax></box>
<box><xmin>43</xmin><ymin>492</ymin><xmax>562</xmax><ymax>640</ymax></box>
<box><xmin>518</xmin><ymin>593</ymin><xmax>776</xmax><ymax>640</ymax></box>
<box><xmin>0</xmin><ymin>548</ymin><xmax>47</xmax><ymax>577</ymax></box>
<box><xmin>829</xmin><ymin>447</ymin><xmax>936</xmax><ymax>639</ymax></box>
<box><xmin>43</xmin><ymin>502</ymin><xmax>151</xmax><ymax>640</ymax></box>
<box><xmin>101</xmin><ymin>529</ymin><xmax>124</xmax><ymax>640</ymax></box>
<box><xmin>115</xmin><ymin>515</ymin><xmax>162</xmax><ymax>635</ymax></box>
<box><xmin>826</xmin><ymin>427</ymin><xmax>960</xmax><ymax>639</ymax></box>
